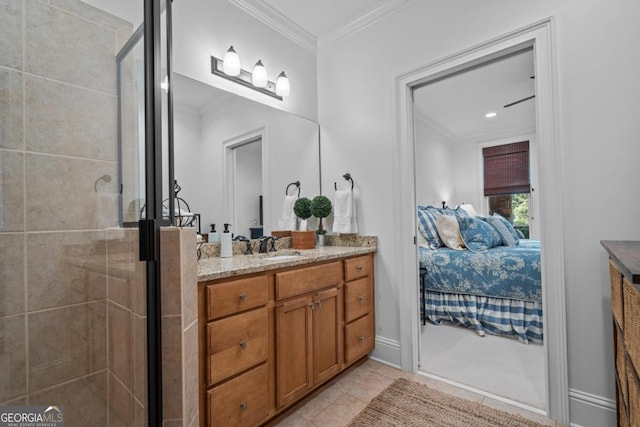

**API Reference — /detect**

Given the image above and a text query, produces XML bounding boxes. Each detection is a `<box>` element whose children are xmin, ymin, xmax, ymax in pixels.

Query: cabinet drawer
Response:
<box><xmin>276</xmin><ymin>261</ymin><xmax>342</xmax><ymax>300</ymax></box>
<box><xmin>345</xmin><ymin>313</ymin><xmax>374</xmax><ymax>365</ymax></box>
<box><xmin>345</xmin><ymin>277</ymin><xmax>371</xmax><ymax>323</ymax></box>
<box><xmin>207</xmin><ymin>308</ymin><xmax>268</xmax><ymax>386</ymax></box>
<box><xmin>616</xmin><ymin>326</ymin><xmax>627</xmax><ymax>404</ymax></box>
<box><xmin>208</xmin><ymin>363</ymin><xmax>269</xmax><ymax>427</ymax></box>
<box><xmin>207</xmin><ymin>275</ymin><xmax>268</xmax><ymax>320</ymax></box>
<box><xmin>344</xmin><ymin>255</ymin><xmax>372</xmax><ymax>282</ymax></box>
<box><xmin>623</xmin><ymin>278</ymin><xmax>640</xmax><ymax>374</ymax></box>
<box><xmin>610</xmin><ymin>260</ymin><xmax>624</xmax><ymax>328</ymax></box>
<box><xmin>627</xmin><ymin>363</ymin><xmax>639</xmax><ymax>427</ymax></box>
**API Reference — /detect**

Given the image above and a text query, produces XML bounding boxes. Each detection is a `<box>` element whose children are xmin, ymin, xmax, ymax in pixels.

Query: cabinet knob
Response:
<box><xmin>316</xmin><ymin>300</ymin><xmax>322</xmax><ymax>308</ymax></box>
<box><xmin>358</xmin><ymin>296</ymin><xmax>365</xmax><ymax>303</ymax></box>
<box><xmin>308</xmin><ymin>303</ymin><xmax>315</xmax><ymax>311</ymax></box>
<box><xmin>239</xmin><ymin>293</ymin><xmax>247</xmax><ymax>302</ymax></box>
<box><xmin>358</xmin><ymin>336</ymin><xmax>365</xmax><ymax>342</ymax></box>
<box><xmin>239</xmin><ymin>340</ymin><xmax>247</xmax><ymax>350</ymax></box>
<box><xmin>357</xmin><ymin>265</ymin><xmax>364</xmax><ymax>271</ymax></box>
<box><xmin>240</xmin><ymin>402</ymin><xmax>248</xmax><ymax>411</ymax></box>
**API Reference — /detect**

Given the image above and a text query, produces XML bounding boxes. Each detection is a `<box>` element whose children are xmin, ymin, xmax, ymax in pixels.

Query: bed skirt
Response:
<box><xmin>423</xmin><ymin>290</ymin><xmax>543</xmax><ymax>343</ymax></box>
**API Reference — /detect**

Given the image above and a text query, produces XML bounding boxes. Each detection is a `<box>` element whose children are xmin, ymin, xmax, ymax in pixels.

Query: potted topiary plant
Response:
<box><xmin>292</xmin><ymin>197</ymin><xmax>315</xmax><ymax>249</ymax></box>
<box><xmin>311</xmin><ymin>195</ymin><xmax>332</xmax><ymax>246</ymax></box>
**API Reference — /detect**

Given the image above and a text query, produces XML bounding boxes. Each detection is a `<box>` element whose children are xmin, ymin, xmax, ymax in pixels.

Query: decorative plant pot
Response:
<box><xmin>292</xmin><ymin>230</ymin><xmax>315</xmax><ymax>249</ymax></box>
<box><xmin>316</xmin><ymin>234</ymin><xmax>326</xmax><ymax>247</ymax></box>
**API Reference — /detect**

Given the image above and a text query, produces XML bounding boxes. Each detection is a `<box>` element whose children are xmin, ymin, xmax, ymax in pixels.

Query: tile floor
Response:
<box><xmin>273</xmin><ymin>359</ymin><xmax>565</xmax><ymax>427</ymax></box>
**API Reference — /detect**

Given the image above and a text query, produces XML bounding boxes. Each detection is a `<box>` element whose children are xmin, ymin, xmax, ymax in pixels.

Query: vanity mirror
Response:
<box><xmin>172</xmin><ymin>73</ymin><xmax>320</xmax><ymax>239</ymax></box>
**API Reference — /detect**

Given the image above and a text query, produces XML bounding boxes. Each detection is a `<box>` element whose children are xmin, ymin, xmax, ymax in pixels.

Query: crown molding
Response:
<box><xmin>415</xmin><ymin>109</ymin><xmax>535</xmax><ymax>143</ymax></box>
<box><xmin>228</xmin><ymin>0</ymin><xmax>317</xmax><ymax>54</ymax></box>
<box><xmin>414</xmin><ymin>109</ymin><xmax>457</xmax><ymax>141</ymax></box>
<box><xmin>319</xmin><ymin>0</ymin><xmax>419</xmax><ymax>49</ymax></box>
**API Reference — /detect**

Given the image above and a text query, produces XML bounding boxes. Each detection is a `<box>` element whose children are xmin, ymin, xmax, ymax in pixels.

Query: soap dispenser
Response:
<box><xmin>220</xmin><ymin>223</ymin><xmax>232</xmax><ymax>258</ymax></box>
<box><xmin>208</xmin><ymin>224</ymin><xmax>219</xmax><ymax>243</ymax></box>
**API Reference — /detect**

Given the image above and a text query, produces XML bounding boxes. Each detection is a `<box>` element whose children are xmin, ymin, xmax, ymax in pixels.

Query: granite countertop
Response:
<box><xmin>197</xmin><ymin>245</ymin><xmax>376</xmax><ymax>282</ymax></box>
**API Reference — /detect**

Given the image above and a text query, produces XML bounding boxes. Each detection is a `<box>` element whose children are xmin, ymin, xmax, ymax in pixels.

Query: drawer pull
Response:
<box><xmin>239</xmin><ymin>340</ymin><xmax>247</xmax><ymax>350</ymax></box>
<box><xmin>240</xmin><ymin>402</ymin><xmax>248</xmax><ymax>411</ymax></box>
<box><xmin>239</xmin><ymin>293</ymin><xmax>247</xmax><ymax>302</ymax></box>
<box><xmin>358</xmin><ymin>296</ymin><xmax>366</xmax><ymax>303</ymax></box>
<box><xmin>357</xmin><ymin>265</ymin><xmax>364</xmax><ymax>271</ymax></box>
<box><xmin>359</xmin><ymin>336</ymin><xmax>365</xmax><ymax>342</ymax></box>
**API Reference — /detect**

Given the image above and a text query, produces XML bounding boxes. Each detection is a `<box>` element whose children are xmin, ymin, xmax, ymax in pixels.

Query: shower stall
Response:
<box><xmin>0</xmin><ymin>0</ymin><xmax>178</xmax><ymax>425</ymax></box>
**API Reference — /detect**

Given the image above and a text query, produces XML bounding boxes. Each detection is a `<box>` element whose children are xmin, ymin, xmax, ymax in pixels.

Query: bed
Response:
<box><xmin>417</xmin><ymin>206</ymin><xmax>543</xmax><ymax>343</ymax></box>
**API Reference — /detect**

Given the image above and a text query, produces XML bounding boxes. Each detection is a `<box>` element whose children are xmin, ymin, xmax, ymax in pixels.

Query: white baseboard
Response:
<box><xmin>370</xmin><ymin>335</ymin><xmax>401</xmax><ymax>368</ymax></box>
<box><xmin>568</xmin><ymin>388</ymin><xmax>615</xmax><ymax>427</ymax></box>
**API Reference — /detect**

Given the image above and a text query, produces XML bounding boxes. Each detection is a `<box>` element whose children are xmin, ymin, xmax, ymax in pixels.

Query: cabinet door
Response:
<box><xmin>313</xmin><ymin>287</ymin><xmax>343</xmax><ymax>385</ymax></box>
<box><xmin>276</xmin><ymin>295</ymin><xmax>313</xmax><ymax>408</ymax></box>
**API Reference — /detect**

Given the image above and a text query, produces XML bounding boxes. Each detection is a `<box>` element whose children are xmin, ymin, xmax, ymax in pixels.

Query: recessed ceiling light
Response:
<box><xmin>485</xmin><ymin>112</ymin><xmax>497</xmax><ymax>118</ymax></box>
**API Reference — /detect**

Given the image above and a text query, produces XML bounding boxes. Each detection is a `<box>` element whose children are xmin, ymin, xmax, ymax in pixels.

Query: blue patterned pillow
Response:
<box><xmin>486</xmin><ymin>214</ymin><xmax>520</xmax><ymax>247</ymax></box>
<box><xmin>417</xmin><ymin>206</ymin><xmax>455</xmax><ymax>249</ymax></box>
<box><xmin>457</xmin><ymin>216</ymin><xmax>503</xmax><ymax>252</ymax></box>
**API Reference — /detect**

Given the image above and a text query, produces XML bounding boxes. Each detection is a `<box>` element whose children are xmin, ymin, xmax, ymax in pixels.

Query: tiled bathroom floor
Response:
<box><xmin>272</xmin><ymin>359</ymin><xmax>564</xmax><ymax>427</ymax></box>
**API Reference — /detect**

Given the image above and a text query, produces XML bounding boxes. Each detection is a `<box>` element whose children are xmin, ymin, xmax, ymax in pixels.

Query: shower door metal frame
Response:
<box><xmin>142</xmin><ymin>0</ymin><xmax>174</xmax><ymax>425</ymax></box>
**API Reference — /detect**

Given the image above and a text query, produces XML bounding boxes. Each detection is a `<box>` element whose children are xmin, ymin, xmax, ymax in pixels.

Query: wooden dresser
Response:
<box><xmin>198</xmin><ymin>252</ymin><xmax>375</xmax><ymax>426</ymax></box>
<box><xmin>601</xmin><ymin>241</ymin><xmax>640</xmax><ymax>427</ymax></box>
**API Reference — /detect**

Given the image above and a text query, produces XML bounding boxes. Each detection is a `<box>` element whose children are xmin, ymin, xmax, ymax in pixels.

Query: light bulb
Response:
<box><xmin>252</xmin><ymin>60</ymin><xmax>268</xmax><ymax>88</ymax></box>
<box><xmin>222</xmin><ymin>46</ymin><xmax>241</xmax><ymax>76</ymax></box>
<box><xmin>275</xmin><ymin>71</ymin><xmax>290</xmax><ymax>97</ymax></box>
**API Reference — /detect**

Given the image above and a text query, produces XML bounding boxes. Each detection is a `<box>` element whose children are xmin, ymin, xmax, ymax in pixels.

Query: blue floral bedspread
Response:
<box><xmin>419</xmin><ymin>240</ymin><xmax>542</xmax><ymax>302</ymax></box>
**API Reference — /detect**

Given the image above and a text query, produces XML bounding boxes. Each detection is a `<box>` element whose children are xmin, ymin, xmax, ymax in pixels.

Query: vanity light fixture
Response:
<box><xmin>211</xmin><ymin>46</ymin><xmax>290</xmax><ymax>101</ymax></box>
<box><xmin>222</xmin><ymin>46</ymin><xmax>241</xmax><ymax>76</ymax></box>
<box><xmin>276</xmin><ymin>71</ymin><xmax>290</xmax><ymax>97</ymax></box>
<box><xmin>252</xmin><ymin>60</ymin><xmax>268</xmax><ymax>88</ymax></box>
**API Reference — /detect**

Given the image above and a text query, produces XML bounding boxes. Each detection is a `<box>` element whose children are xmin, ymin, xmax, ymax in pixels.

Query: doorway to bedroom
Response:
<box><xmin>413</xmin><ymin>47</ymin><xmax>546</xmax><ymax>410</ymax></box>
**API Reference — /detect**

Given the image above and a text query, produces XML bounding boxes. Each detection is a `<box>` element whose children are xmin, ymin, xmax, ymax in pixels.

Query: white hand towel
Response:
<box><xmin>332</xmin><ymin>189</ymin><xmax>358</xmax><ymax>234</ymax></box>
<box><xmin>281</xmin><ymin>195</ymin><xmax>298</xmax><ymax>230</ymax></box>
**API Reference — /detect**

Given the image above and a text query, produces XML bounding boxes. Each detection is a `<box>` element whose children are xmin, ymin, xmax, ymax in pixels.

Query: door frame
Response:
<box><xmin>393</xmin><ymin>17</ymin><xmax>569</xmax><ymax>423</ymax></box>
<box><xmin>223</xmin><ymin>127</ymin><xmax>271</xmax><ymax>235</ymax></box>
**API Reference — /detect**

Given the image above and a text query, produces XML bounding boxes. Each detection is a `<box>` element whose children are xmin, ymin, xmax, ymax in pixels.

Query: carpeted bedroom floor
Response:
<box><xmin>419</xmin><ymin>321</ymin><xmax>545</xmax><ymax>409</ymax></box>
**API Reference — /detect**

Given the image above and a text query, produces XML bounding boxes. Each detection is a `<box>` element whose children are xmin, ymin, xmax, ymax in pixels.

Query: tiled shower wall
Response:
<box><xmin>0</xmin><ymin>0</ymin><xmax>137</xmax><ymax>425</ymax></box>
<box><xmin>1</xmin><ymin>3</ymin><xmax>199</xmax><ymax>426</ymax></box>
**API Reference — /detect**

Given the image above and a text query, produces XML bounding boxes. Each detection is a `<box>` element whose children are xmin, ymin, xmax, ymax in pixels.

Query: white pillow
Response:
<box><xmin>435</xmin><ymin>215</ymin><xmax>466</xmax><ymax>250</ymax></box>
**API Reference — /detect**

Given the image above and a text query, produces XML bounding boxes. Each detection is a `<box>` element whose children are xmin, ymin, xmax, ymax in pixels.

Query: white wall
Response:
<box><xmin>173</xmin><ymin>106</ymin><xmax>202</xmax><ymax>228</ymax></box>
<box><xmin>414</xmin><ymin>115</ymin><xmax>456</xmax><ymax>207</ymax></box>
<box><xmin>172</xmin><ymin>0</ymin><xmax>317</xmax><ymax>121</ymax></box>
<box><xmin>318</xmin><ymin>1</ymin><xmax>640</xmax><ymax>425</ymax></box>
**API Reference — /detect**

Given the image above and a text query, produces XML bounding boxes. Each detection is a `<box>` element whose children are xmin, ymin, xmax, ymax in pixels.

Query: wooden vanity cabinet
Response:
<box><xmin>200</xmin><ymin>253</ymin><xmax>375</xmax><ymax>426</ymax></box>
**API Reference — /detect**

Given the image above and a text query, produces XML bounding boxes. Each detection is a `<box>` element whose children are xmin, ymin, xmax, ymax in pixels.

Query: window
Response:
<box><xmin>483</xmin><ymin>141</ymin><xmax>530</xmax><ymax>237</ymax></box>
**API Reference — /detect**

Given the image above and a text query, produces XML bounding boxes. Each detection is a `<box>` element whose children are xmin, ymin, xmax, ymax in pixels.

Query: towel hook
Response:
<box><xmin>334</xmin><ymin>173</ymin><xmax>354</xmax><ymax>191</ymax></box>
<box><xmin>94</xmin><ymin>174</ymin><xmax>112</xmax><ymax>192</ymax></box>
<box><xmin>285</xmin><ymin>180</ymin><xmax>301</xmax><ymax>196</ymax></box>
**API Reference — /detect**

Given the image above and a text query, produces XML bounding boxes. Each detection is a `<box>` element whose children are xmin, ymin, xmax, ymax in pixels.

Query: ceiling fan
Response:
<box><xmin>503</xmin><ymin>76</ymin><xmax>535</xmax><ymax>108</ymax></box>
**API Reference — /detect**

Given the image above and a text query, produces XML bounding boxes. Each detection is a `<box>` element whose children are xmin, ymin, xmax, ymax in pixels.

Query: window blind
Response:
<box><xmin>483</xmin><ymin>141</ymin><xmax>530</xmax><ymax>196</ymax></box>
